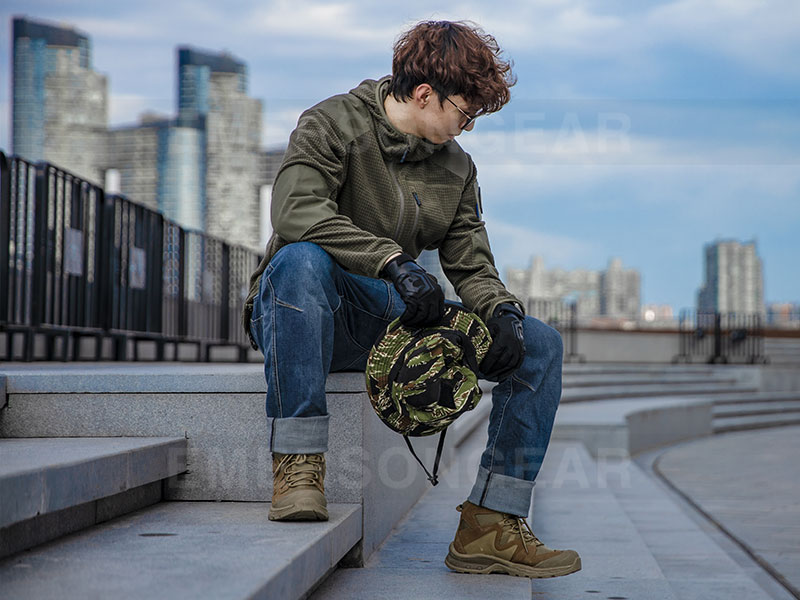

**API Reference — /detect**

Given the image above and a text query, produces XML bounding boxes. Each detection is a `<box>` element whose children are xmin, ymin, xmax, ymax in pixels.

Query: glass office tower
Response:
<box><xmin>12</xmin><ymin>17</ymin><xmax>108</xmax><ymax>184</ymax></box>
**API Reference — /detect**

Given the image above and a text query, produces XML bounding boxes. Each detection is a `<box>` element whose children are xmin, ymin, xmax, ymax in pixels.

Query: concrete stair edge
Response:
<box><xmin>562</xmin><ymin>382</ymin><xmax>757</xmax><ymax>402</ymax></box>
<box><xmin>0</xmin><ymin>501</ymin><xmax>362</xmax><ymax>600</ymax></box>
<box><xmin>0</xmin><ymin>437</ymin><xmax>187</xmax><ymax>530</ymax></box>
<box><xmin>710</xmin><ymin>391</ymin><xmax>800</xmax><ymax>404</ymax></box>
<box><xmin>713</xmin><ymin>414</ymin><xmax>800</xmax><ymax>433</ymax></box>
<box><xmin>713</xmin><ymin>401</ymin><xmax>800</xmax><ymax>418</ymax></box>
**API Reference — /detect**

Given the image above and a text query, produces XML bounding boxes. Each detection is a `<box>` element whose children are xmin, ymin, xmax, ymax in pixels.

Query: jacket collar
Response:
<box><xmin>349</xmin><ymin>76</ymin><xmax>450</xmax><ymax>163</ymax></box>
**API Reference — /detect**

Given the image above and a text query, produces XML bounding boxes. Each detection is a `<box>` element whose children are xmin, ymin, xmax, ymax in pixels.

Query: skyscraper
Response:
<box><xmin>177</xmin><ymin>48</ymin><xmax>263</xmax><ymax>248</ymax></box>
<box><xmin>108</xmin><ymin>47</ymin><xmax>264</xmax><ymax>248</ymax></box>
<box><xmin>12</xmin><ymin>16</ymin><xmax>108</xmax><ymax>184</ymax></box>
<box><xmin>697</xmin><ymin>239</ymin><xmax>764</xmax><ymax>316</ymax></box>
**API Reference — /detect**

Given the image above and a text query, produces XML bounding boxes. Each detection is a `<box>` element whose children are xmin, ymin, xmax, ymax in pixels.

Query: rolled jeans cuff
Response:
<box><xmin>269</xmin><ymin>415</ymin><xmax>330</xmax><ymax>454</ymax></box>
<box><xmin>468</xmin><ymin>465</ymin><xmax>535</xmax><ymax>518</ymax></box>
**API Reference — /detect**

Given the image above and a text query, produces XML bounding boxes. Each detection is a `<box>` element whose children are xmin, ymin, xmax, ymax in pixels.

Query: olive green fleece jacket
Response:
<box><xmin>242</xmin><ymin>76</ymin><xmax>522</xmax><ymax>345</ymax></box>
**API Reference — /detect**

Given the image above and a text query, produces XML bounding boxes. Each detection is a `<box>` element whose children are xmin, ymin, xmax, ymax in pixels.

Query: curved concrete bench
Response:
<box><xmin>551</xmin><ymin>396</ymin><xmax>714</xmax><ymax>458</ymax></box>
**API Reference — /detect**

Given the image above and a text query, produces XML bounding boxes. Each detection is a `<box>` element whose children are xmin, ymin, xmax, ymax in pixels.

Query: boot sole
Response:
<box><xmin>268</xmin><ymin>502</ymin><xmax>328</xmax><ymax>522</ymax></box>
<box><xmin>445</xmin><ymin>544</ymin><xmax>581</xmax><ymax>578</ymax></box>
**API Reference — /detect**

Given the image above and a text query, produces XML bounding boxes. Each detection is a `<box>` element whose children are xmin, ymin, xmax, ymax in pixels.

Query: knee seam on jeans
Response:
<box><xmin>512</xmin><ymin>374</ymin><xmax>536</xmax><ymax>393</ymax></box>
<box><xmin>275</xmin><ymin>299</ymin><xmax>304</xmax><ymax>312</ymax></box>
<box><xmin>488</xmin><ymin>381</ymin><xmax>514</xmax><ymax>472</ymax></box>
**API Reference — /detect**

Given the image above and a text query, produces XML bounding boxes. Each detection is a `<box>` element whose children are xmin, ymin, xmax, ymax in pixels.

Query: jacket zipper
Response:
<box><xmin>388</xmin><ymin>161</ymin><xmax>406</xmax><ymax>241</ymax></box>
<box><xmin>411</xmin><ymin>192</ymin><xmax>421</xmax><ymax>235</ymax></box>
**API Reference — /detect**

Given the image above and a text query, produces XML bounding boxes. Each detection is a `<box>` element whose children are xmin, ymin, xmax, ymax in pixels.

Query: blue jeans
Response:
<box><xmin>249</xmin><ymin>242</ymin><xmax>563</xmax><ymax>517</ymax></box>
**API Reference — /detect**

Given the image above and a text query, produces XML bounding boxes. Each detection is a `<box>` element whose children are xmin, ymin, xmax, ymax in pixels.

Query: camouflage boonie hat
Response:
<box><xmin>366</xmin><ymin>305</ymin><xmax>492</xmax><ymax>439</ymax></box>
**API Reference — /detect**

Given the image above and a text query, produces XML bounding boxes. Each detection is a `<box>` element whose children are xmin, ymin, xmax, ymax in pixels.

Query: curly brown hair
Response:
<box><xmin>389</xmin><ymin>20</ymin><xmax>516</xmax><ymax>116</ymax></box>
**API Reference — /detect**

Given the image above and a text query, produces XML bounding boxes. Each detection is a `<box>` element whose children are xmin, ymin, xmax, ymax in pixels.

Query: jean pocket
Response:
<box><xmin>512</xmin><ymin>374</ymin><xmax>536</xmax><ymax>393</ymax></box>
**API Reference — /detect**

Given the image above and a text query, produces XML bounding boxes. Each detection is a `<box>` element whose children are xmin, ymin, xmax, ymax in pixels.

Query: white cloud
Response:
<box><xmin>647</xmin><ymin>0</ymin><xmax>800</xmax><ymax>78</ymax></box>
<box><xmin>461</xmin><ymin>125</ymin><xmax>799</xmax><ymax>170</ymax></box>
<box><xmin>484</xmin><ymin>218</ymin><xmax>603</xmax><ymax>271</ymax></box>
<box><xmin>245</xmin><ymin>0</ymin><xmax>398</xmax><ymax>48</ymax></box>
<box><xmin>263</xmin><ymin>106</ymin><xmax>304</xmax><ymax>148</ymax></box>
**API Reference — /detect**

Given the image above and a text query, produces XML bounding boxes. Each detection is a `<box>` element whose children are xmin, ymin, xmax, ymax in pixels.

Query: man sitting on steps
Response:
<box><xmin>243</xmin><ymin>19</ymin><xmax>581</xmax><ymax>579</ymax></box>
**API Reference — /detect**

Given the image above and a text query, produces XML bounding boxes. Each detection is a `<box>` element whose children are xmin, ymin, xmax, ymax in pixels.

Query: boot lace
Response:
<box><xmin>501</xmin><ymin>515</ymin><xmax>543</xmax><ymax>554</ymax></box>
<box><xmin>278</xmin><ymin>454</ymin><xmax>324</xmax><ymax>490</ymax></box>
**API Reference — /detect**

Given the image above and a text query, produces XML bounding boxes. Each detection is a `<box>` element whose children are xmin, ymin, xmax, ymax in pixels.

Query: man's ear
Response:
<box><xmin>412</xmin><ymin>83</ymin><xmax>434</xmax><ymax>109</ymax></box>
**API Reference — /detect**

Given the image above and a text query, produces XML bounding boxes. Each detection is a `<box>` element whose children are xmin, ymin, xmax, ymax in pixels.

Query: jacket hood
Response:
<box><xmin>349</xmin><ymin>76</ymin><xmax>449</xmax><ymax>163</ymax></box>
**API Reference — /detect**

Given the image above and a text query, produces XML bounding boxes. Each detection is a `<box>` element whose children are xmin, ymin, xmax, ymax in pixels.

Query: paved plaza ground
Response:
<box><xmin>314</xmin><ymin>423</ymin><xmax>799</xmax><ymax>599</ymax></box>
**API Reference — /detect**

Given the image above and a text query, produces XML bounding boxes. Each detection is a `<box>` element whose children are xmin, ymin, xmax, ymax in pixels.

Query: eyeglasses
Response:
<box><xmin>444</xmin><ymin>96</ymin><xmax>476</xmax><ymax>130</ymax></box>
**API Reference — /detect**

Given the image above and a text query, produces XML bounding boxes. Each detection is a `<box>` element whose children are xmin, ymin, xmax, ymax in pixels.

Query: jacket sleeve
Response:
<box><xmin>438</xmin><ymin>159</ymin><xmax>524</xmax><ymax>323</ymax></box>
<box><xmin>271</xmin><ymin>107</ymin><xmax>402</xmax><ymax>277</ymax></box>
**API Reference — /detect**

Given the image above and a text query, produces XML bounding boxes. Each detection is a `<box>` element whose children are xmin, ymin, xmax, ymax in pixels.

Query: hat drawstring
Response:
<box><xmin>403</xmin><ymin>429</ymin><xmax>448</xmax><ymax>486</ymax></box>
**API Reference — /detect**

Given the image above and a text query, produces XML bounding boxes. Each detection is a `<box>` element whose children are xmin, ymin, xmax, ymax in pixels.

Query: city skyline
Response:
<box><xmin>2</xmin><ymin>2</ymin><xmax>798</xmax><ymax>311</ymax></box>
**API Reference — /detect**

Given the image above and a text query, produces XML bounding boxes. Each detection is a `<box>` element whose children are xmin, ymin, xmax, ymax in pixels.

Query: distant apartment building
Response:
<box><xmin>600</xmin><ymin>258</ymin><xmax>641</xmax><ymax>320</ymax></box>
<box><xmin>697</xmin><ymin>239</ymin><xmax>764</xmax><ymax>316</ymax></box>
<box><xmin>506</xmin><ymin>256</ymin><xmax>641</xmax><ymax>321</ymax></box>
<box><xmin>108</xmin><ymin>48</ymin><xmax>263</xmax><ymax>248</ymax></box>
<box><xmin>11</xmin><ymin>16</ymin><xmax>108</xmax><ymax>184</ymax></box>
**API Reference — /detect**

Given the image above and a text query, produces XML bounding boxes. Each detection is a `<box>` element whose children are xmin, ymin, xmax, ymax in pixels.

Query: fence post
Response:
<box><xmin>178</xmin><ymin>228</ymin><xmax>187</xmax><ymax>340</ymax></box>
<box><xmin>711</xmin><ymin>312</ymin><xmax>723</xmax><ymax>363</ymax></box>
<box><xmin>220</xmin><ymin>243</ymin><xmax>231</xmax><ymax>344</ymax></box>
<box><xmin>0</xmin><ymin>153</ymin><xmax>10</xmax><ymax>326</ymax></box>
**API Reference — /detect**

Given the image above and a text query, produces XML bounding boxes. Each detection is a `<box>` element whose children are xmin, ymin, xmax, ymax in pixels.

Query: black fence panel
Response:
<box><xmin>1</xmin><ymin>153</ymin><xmax>263</xmax><ymax>362</ymax></box>
<box><xmin>526</xmin><ymin>298</ymin><xmax>584</xmax><ymax>362</ymax></box>
<box><xmin>227</xmin><ymin>245</ymin><xmax>261</xmax><ymax>352</ymax></box>
<box><xmin>183</xmin><ymin>231</ymin><xmax>224</xmax><ymax>342</ymax></box>
<box><xmin>105</xmin><ymin>194</ymin><xmax>165</xmax><ymax>336</ymax></box>
<box><xmin>35</xmin><ymin>164</ymin><xmax>105</xmax><ymax>333</ymax></box>
<box><xmin>675</xmin><ymin>309</ymin><xmax>767</xmax><ymax>364</ymax></box>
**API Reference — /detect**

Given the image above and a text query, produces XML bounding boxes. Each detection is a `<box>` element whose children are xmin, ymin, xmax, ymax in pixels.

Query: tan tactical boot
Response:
<box><xmin>268</xmin><ymin>453</ymin><xmax>328</xmax><ymax>521</ymax></box>
<box><xmin>445</xmin><ymin>501</ymin><xmax>581</xmax><ymax>578</ymax></box>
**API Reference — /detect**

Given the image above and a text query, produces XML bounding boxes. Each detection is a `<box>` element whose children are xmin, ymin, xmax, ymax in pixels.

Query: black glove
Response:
<box><xmin>480</xmin><ymin>303</ymin><xmax>525</xmax><ymax>382</ymax></box>
<box><xmin>382</xmin><ymin>253</ymin><xmax>445</xmax><ymax>327</ymax></box>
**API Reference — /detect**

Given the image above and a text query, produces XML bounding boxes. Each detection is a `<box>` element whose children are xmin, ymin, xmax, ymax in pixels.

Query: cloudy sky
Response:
<box><xmin>2</xmin><ymin>0</ymin><xmax>799</xmax><ymax>311</ymax></box>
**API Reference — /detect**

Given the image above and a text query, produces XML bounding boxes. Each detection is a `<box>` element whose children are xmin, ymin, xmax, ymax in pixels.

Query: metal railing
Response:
<box><xmin>1</xmin><ymin>152</ymin><xmax>262</xmax><ymax>361</ymax></box>
<box><xmin>526</xmin><ymin>298</ymin><xmax>584</xmax><ymax>363</ymax></box>
<box><xmin>674</xmin><ymin>309</ymin><xmax>767</xmax><ymax>364</ymax></box>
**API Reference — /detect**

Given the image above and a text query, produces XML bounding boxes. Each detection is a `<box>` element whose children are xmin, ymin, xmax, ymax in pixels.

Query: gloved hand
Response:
<box><xmin>382</xmin><ymin>252</ymin><xmax>445</xmax><ymax>327</ymax></box>
<box><xmin>480</xmin><ymin>302</ymin><xmax>525</xmax><ymax>382</ymax></box>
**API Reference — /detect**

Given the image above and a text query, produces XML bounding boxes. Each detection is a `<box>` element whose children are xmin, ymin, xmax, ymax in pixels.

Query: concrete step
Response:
<box><xmin>563</xmin><ymin>364</ymin><xmax>716</xmax><ymax>376</ymax></box>
<box><xmin>0</xmin><ymin>501</ymin><xmax>361</xmax><ymax>600</ymax></box>
<box><xmin>0</xmin><ymin>364</ymin><xmax>457</xmax><ymax>563</ymax></box>
<box><xmin>0</xmin><ymin>436</ymin><xmax>187</xmax><ymax>558</ymax></box>
<box><xmin>0</xmin><ymin>436</ymin><xmax>187</xmax><ymax>529</ymax></box>
<box><xmin>563</xmin><ymin>374</ymin><xmax>738</xmax><ymax>388</ymax></box>
<box><xmin>713</xmin><ymin>413</ymin><xmax>800</xmax><ymax>433</ymax></box>
<box><xmin>562</xmin><ymin>381</ymin><xmax>754</xmax><ymax>403</ymax></box>
<box><xmin>709</xmin><ymin>391</ymin><xmax>800</xmax><ymax>405</ymax></box>
<box><xmin>713</xmin><ymin>401</ymin><xmax>800</xmax><ymax>418</ymax></box>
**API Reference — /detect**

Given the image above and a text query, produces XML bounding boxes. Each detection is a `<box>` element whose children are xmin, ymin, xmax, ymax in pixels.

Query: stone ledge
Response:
<box><xmin>0</xmin><ymin>364</ymin><xmax>366</xmax><ymax>394</ymax></box>
<box><xmin>0</xmin><ymin>502</ymin><xmax>362</xmax><ymax>600</ymax></box>
<box><xmin>552</xmin><ymin>396</ymin><xmax>714</xmax><ymax>457</ymax></box>
<box><xmin>0</xmin><ymin>437</ymin><xmax>187</xmax><ymax>529</ymax></box>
